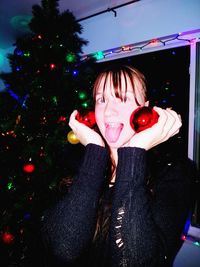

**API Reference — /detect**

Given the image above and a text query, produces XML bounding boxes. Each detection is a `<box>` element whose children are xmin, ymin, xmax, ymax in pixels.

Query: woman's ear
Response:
<box><xmin>144</xmin><ymin>100</ymin><xmax>149</xmax><ymax>107</ymax></box>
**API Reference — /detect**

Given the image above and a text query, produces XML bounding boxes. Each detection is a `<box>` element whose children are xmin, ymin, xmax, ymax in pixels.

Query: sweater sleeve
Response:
<box><xmin>41</xmin><ymin>144</ymin><xmax>109</xmax><ymax>265</ymax></box>
<box><xmin>110</xmin><ymin>147</ymin><xmax>195</xmax><ymax>267</ymax></box>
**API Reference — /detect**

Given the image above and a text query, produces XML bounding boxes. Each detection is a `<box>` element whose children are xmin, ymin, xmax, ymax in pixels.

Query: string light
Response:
<box><xmin>50</xmin><ymin>63</ymin><xmax>56</xmax><ymax>70</ymax></box>
<box><xmin>23</xmin><ymin>52</ymin><xmax>30</xmax><ymax>57</ymax></box>
<box><xmin>66</xmin><ymin>53</ymin><xmax>76</xmax><ymax>62</ymax></box>
<box><xmin>81</xmin><ymin>30</ymin><xmax>200</xmax><ymax>62</ymax></box>
<box><xmin>2</xmin><ymin>231</ymin><xmax>15</xmax><ymax>244</ymax></box>
<box><xmin>181</xmin><ymin>234</ymin><xmax>200</xmax><ymax>247</ymax></box>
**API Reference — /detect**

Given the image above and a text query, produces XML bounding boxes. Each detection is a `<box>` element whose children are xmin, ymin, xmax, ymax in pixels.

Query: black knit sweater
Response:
<box><xmin>41</xmin><ymin>144</ymin><xmax>196</xmax><ymax>267</ymax></box>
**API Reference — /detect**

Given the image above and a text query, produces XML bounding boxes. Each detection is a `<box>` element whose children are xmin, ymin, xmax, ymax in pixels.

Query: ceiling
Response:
<box><xmin>0</xmin><ymin>0</ymin><xmax>134</xmax><ymax>50</ymax></box>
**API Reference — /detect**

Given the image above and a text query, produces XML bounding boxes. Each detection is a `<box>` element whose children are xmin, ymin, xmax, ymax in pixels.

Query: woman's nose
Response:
<box><xmin>104</xmin><ymin>101</ymin><xmax>118</xmax><ymax>117</ymax></box>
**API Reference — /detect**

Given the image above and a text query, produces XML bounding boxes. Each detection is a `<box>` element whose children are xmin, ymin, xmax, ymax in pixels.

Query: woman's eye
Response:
<box><xmin>123</xmin><ymin>95</ymin><xmax>134</xmax><ymax>102</ymax></box>
<box><xmin>96</xmin><ymin>97</ymin><xmax>105</xmax><ymax>103</ymax></box>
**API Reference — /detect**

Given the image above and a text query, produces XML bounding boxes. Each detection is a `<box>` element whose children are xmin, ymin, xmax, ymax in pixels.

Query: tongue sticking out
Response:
<box><xmin>105</xmin><ymin>123</ymin><xmax>123</xmax><ymax>143</ymax></box>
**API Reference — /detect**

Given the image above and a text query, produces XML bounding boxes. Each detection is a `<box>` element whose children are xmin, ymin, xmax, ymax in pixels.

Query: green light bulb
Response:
<box><xmin>52</xmin><ymin>96</ymin><xmax>58</xmax><ymax>105</ymax></box>
<box><xmin>24</xmin><ymin>52</ymin><xmax>30</xmax><ymax>57</ymax></box>
<box><xmin>7</xmin><ymin>182</ymin><xmax>13</xmax><ymax>190</ymax></box>
<box><xmin>81</xmin><ymin>102</ymin><xmax>88</xmax><ymax>108</ymax></box>
<box><xmin>94</xmin><ymin>51</ymin><xmax>104</xmax><ymax>60</ymax></box>
<box><xmin>66</xmin><ymin>53</ymin><xmax>76</xmax><ymax>63</ymax></box>
<box><xmin>78</xmin><ymin>91</ymin><xmax>87</xmax><ymax>100</ymax></box>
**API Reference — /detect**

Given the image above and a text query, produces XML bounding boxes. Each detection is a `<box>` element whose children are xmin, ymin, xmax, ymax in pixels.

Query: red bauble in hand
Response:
<box><xmin>130</xmin><ymin>107</ymin><xmax>159</xmax><ymax>133</ymax></box>
<box><xmin>76</xmin><ymin>110</ymin><xmax>96</xmax><ymax>128</ymax></box>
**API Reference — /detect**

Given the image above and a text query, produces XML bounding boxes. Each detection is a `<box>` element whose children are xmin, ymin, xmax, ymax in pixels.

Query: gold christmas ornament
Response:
<box><xmin>67</xmin><ymin>130</ymin><xmax>79</xmax><ymax>144</ymax></box>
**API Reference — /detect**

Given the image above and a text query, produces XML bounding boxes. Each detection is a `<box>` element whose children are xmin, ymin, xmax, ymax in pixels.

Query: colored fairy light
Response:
<box><xmin>66</xmin><ymin>53</ymin><xmax>76</xmax><ymax>62</ymax></box>
<box><xmin>2</xmin><ymin>232</ymin><xmax>14</xmax><ymax>244</ymax></box>
<box><xmin>23</xmin><ymin>163</ymin><xmax>35</xmax><ymax>173</ymax></box>
<box><xmin>16</xmin><ymin>66</ymin><xmax>22</xmax><ymax>71</ymax></box>
<box><xmin>122</xmin><ymin>46</ymin><xmax>130</xmax><ymax>51</ymax></box>
<box><xmin>7</xmin><ymin>182</ymin><xmax>14</xmax><ymax>190</ymax></box>
<box><xmin>81</xmin><ymin>101</ymin><xmax>89</xmax><ymax>108</ymax></box>
<box><xmin>50</xmin><ymin>63</ymin><xmax>56</xmax><ymax>70</ymax></box>
<box><xmin>78</xmin><ymin>91</ymin><xmax>87</xmax><ymax>100</ymax></box>
<box><xmin>81</xmin><ymin>30</ymin><xmax>200</xmax><ymax>62</ymax></box>
<box><xmin>52</xmin><ymin>96</ymin><xmax>58</xmax><ymax>105</ymax></box>
<box><xmin>94</xmin><ymin>51</ymin><xmax>104</xmax><ymax>60</ymax></box>
<box><xmin>73</xmin><ymin>70</ymin><xmax>78</xmax><ymax>76</ymax></box>
<box><xmin>150</xmin><ymin>39</ymin><xmax>159</xmax><ymax>46</ymax></box>
<box><xmin>181</xmin><ymin>235</ymin><xmax>187</xmax><ymax>241</ymax></box>
<box><xmin>24</xmin><ymin>52</ymin><xmax>30</xmax><ymax>57</ymax></box>
<box><xmin>21</xmin><ymin>94</ymin><xmax>28</xmax><ymax>108</ymax></box>
<box><xmin>190</xmin><ymin>38</ymin><xmax>196</xmax><ymax>45</ymax></box>
<box><xmin>7</xmin><ymin>89</ymin><xmax>27</xmax><ymax>108</ymax></box>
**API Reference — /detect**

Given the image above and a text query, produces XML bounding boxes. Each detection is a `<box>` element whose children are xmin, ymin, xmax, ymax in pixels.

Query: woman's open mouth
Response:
<box><xmin>105</xmin><ymin>123</ymin><xmax>124</xmax><ymax>143</ymax></box>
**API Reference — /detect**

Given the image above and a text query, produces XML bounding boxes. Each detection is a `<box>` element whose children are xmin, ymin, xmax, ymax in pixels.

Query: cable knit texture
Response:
<box><xmin>41</xmin><ymin>144</ymin><xmax>196</xmax><ymax>267</ymax></box>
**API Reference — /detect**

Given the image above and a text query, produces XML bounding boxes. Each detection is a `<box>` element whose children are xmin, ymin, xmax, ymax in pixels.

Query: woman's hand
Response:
<box><xmin>124</xmin><ymin>107</ymin><xmax>182</xmax><ymax>150</ymax></box>
<box><xmin>68</xmin><ymin>110</ymin><xmax>105</xmax><ymax>147</ymax></box>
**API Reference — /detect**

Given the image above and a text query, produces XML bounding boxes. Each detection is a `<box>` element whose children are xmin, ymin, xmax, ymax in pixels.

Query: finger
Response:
<box><xmin>161</xmin><ymin>110</ymin><xmax>182</xmax><ymax>141</ymax></box>
<box><xmin>165</xmin><ymin>109</ymin><xmax>182</xmax><ymax>130</ymax></box>
<box><xmin>166</xmin><ymin>108</ymin><xmax>181</xmax><ymax>122</ymax></box>
<box><xmin>69</xmin><ymin>110</ymin><xmax>79</xmax><ymax>128</ymax></box>
<box><xmin>171</xmin><ymin>128</ymin><xmax>180</xmax><ymax>137</ymax></box>
<box><xmin>153</xmin><ymin>107</ymin><xmax>181</xmax><ymax>141</ymax></box>
<box><xmin>69</xmin><ymin>110</ymin><xmax>78</xmax><ymax>123</ymax></box>
<box><xmin>152</xmin><ymin>107</ymin><xmax>168</xmax><ymax>128</ymax></box>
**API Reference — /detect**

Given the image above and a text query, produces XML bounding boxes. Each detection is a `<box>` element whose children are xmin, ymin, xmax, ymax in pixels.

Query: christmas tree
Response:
<box><xmin>0</xmin><ymin>0</ymin><xmax>96</xmax><ymax>265</ymax></box>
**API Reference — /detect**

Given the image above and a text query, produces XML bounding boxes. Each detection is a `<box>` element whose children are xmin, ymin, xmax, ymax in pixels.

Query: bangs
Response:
<box><xmin>93</xmin><ymin>65</ymin><xmax>146</xmax><ymax>105</ymax></box>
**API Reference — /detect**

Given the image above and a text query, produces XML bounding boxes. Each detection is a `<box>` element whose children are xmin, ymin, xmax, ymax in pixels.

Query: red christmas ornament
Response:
<box><xmin>58</xmin><ymin>116</ymin><xmax>67</xmax><ymax>123</ymax></box>
<box><xmin>130</xmin><ymin>107</ymin><xmax>159</xmax><ymax>133</ymax></box>
<box><xmin>23</xmin><ymin>163</ymin><xmax>35</xmax><ymax>173</ymax></box>
<box><xmin>50</xmin><ymin>63</ymin><xmax>56</xmax><ymax>70</ymax></box>
<box><xmin>2</xmin><ymin>232</ymin><xmax>14</xmax><ymax>244</ymax></box>
<box><xmin>76</xmin><ymin>110</ymin><xmax>96</xmax><ymax>128</ymax></box>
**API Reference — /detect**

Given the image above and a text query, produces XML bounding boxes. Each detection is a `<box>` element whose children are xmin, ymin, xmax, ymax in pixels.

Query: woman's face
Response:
<box><xmin>95</xmin><ymin>73</ymin><xmax>147</xmax><ymax>148</ymax></box>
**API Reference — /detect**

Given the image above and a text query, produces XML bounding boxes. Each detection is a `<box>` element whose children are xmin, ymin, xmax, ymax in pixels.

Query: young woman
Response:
<box><xmin>41</xmin><ymin>65</ymin><xmax>196</xmax><ymax>267</ymax></box>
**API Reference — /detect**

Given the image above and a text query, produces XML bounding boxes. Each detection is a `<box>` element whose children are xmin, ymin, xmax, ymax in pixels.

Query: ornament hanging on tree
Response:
<box><xmin>67</xmin><ymin>130</ymin><xmax>80</xmax><ymax>144</ymax></box>
<box><xmin>58</xmin><ymin>116</ymin><xmax>67</xmax><ymax>123</ymax></box>
<box><xmin>23</xmin><ymin>163</ymin><xmax>35</xmax><ymax>173</ymax></box>
<box><xmin>50</xmin><ymin>63</ymin><xmax>56</xmax><ymax>70</ymax></box>
<box><xmin>130</xmin><ymin>107</ymin><xmax>159</xmax><ymax>133</ymax></box>
<box><xmin>2</xmin><ymin>231</ymin><xmax>14</xmax><ymax>244</ymax></box>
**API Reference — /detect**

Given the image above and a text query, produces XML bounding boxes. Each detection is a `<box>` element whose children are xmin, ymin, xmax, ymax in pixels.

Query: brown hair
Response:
<box><xmin>93</xmin><ymin>64</ymin><xmax>147</xmax><ymax>105</ymax></box>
